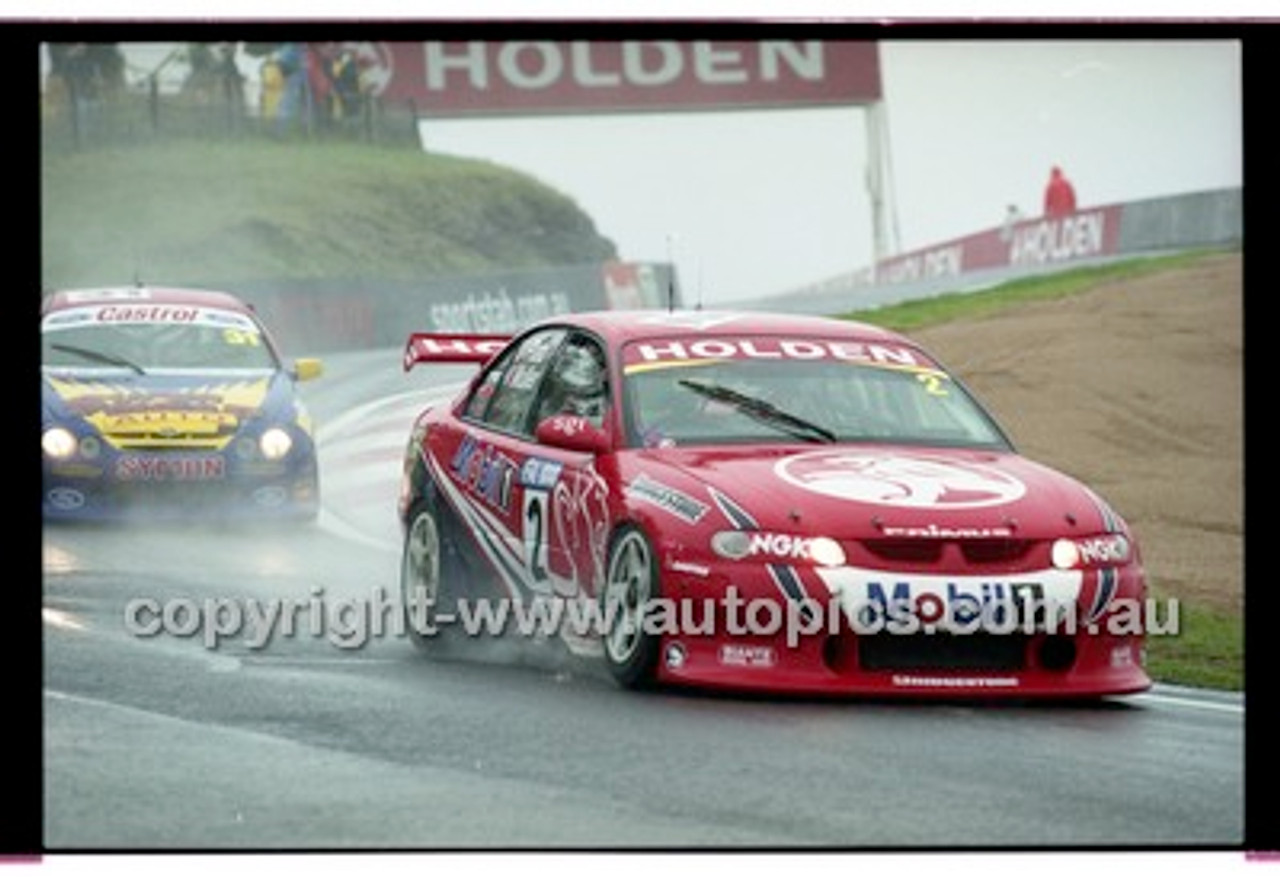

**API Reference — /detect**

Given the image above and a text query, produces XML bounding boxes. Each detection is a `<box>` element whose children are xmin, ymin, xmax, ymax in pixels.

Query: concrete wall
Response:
<box><xmin>1116</xmin><ymin>189</ymin><xmax>1242</xmax><ymax>254</ymax></box>
<box><xmin>208</xmin><ymin>261</ymin><xmax>680</xmax><ymax>357</ymax></box>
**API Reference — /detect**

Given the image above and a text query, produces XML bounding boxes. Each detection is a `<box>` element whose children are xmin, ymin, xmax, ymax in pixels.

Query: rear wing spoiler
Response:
<box><xmin>403</xmin><ymin>333</ymin><xmax>511</xmax><ymax>371</ymax></box>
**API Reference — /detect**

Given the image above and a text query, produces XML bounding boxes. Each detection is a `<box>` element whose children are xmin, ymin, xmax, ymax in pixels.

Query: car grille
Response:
<box><xmin>958</xmin><ymin>539</ymin><xmax>1033</xmax><ymax>564</ymax></box>
<box><xmin>104</xmin><ymin>433</ymin><xmax>235</xmax><ymax>450</ymax></box>
<box><xmin>90</xmin><ymin>411</ymin><xmax>239</xmax><ymax>450</ymax></box>
<box><xmin>861</xmin><ymin>538</ymin><xmax>1034</xmax><ymax>566</ymax></box>
<box><xmin>857</xmin><ymin>633</ymin><xmax>1029</xmax><ymax>672</ymax></box>
<box><xmin>862</xmin><ymin>539</ymin><xmax>943</xmax><ymax>564</ymax></box>
<box><xmin>104</xmin><ymin>479</ymin><xmax>239</xmax><ymax>508</ymax></box>
<box><xmin>90</xmin><ymin>475</ymin><xmax>312</xmax><ymax>517</ymax></box>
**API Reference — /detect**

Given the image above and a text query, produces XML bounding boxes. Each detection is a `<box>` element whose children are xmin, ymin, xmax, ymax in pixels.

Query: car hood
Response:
<box><xmin>42</xmin><ymin>369</ymin><xmax>286</xmax><ymax>449</ymax></box>
<box><xmin>622</xmin><ymin>443</ymin><xmax>1124</xmax><ymax>540</ymax></box>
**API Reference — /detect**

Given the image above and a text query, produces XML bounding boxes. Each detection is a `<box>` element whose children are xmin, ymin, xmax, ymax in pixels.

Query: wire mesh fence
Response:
<box><xmin>41</xmin><ymin>43</ymin><xmax>422</xmax><ymax>154</ymax></box>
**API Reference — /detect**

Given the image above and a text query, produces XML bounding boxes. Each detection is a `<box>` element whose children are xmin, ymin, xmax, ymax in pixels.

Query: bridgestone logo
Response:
<box><xmin>891</xmin><ymin>675</ymin><xmax>1020</xmax><ymax>688</ymax></box>
<box><xmin>624</xmin><ymin>474</ymin><xmax>710</xmax><ymax>523</ymax></box>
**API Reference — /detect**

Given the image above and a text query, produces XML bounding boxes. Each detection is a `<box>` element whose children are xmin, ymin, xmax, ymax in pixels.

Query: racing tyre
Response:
<box><xmin>601</xmin><ymin>525</ymin><xmax>661</xmax><ymax>689</ymax></box>
<box><xmin>400</xmin><ymin>496</ymin><xmax>461</xmax><ymax>653</ymax></box>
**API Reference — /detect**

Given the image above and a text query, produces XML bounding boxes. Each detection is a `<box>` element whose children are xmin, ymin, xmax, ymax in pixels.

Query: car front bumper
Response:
<box><xmin>647</xmin><ymin>552</ymin><xmax>1152</xmax><ymax>698</ymax></box>
<box><xmin>43</xmin><ymin>451</ymin><xmax>319</xmax><ymax>522</ymax></box>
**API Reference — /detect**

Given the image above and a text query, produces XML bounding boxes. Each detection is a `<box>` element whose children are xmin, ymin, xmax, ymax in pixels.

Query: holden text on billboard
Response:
<box><xmin>379</xmin><ymin>40</ymin><xmax>882</xmax><ymax>115</ymax></box>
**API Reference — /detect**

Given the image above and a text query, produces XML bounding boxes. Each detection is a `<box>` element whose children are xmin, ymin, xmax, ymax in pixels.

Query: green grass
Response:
<box><xmin>843</xmin><ymin>249</ymin><xmax>1228</xmax><ymax>332</ymax></box>
<box><xmin>1143</xmin><ymin>595</ymin><xmax>1243</xmax><ymax>692</ymax></box>
<box><xmin>41</xmin><ymin>139</ymin><xmax>618</xmax><ymax>289</ymax></box>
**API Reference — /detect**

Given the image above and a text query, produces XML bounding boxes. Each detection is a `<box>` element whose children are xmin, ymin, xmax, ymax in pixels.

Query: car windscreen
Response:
<box><xmin>41</xmin><ymin>306</ymin><xmax>278</xmax><ymax>373</ymax></box>
<box><xmin>621</xmin><ymin>340</ymin><xmax>1010</xmax><ymax>450</ymax></box>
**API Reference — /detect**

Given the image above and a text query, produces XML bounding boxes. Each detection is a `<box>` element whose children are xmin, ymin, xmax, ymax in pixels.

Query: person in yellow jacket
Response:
<box><xmin>259</xmin><ymin>56</ymin><xmax>283</xmax><ymax>121</ymax></box>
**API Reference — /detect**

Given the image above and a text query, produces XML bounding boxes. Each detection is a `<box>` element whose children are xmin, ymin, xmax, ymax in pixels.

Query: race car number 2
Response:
<box><xmin>522</xmin><ymin>489</ymin><xmax>551</xmax><ymax>591</ymax></box>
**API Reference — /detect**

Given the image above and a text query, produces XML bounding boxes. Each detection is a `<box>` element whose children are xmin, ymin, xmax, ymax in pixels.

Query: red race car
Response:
<box><xmin>397</xmin><ymin>310</ymin><xmax>1152</xmax><ymax>698</ymax></box>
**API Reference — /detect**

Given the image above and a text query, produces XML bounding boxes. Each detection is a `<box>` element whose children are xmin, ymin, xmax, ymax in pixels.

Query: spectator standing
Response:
<box><xmin>1000</xmin><ymin>203</ymin><xmax>1025</xmax><ymax>241</ymax></box>
<box><xmin>259</xmin><ymin>54</ymin><xmax>284</xmax><ymax>120</ymax></box>
<box><xmin>180</xmin><ymin>42</ymin><xmax>243</xmax><ymax>115</ymax></box>
<box><xmin>306</xmin><ymin>45</ymin><xmax>334</xmax><ymax>128</ymax></box>
<box><xmin>213</xmin><ymin>43</ymin><xmax>245</xmax><ymax>116</ymax></box>
<box><xmin>1043</xmin><ymin>165</ymin><xmax>1078</xmax><ymax>218</ymax></box>
<box><xmin>47</xmin><ymin>43</ymin><xmax>124</xmax><ymax>143</ymax></box>
<box><xmin>326</xmin><ymin>47</ymin><xmax>364</xmax><ymax>125</ymax></box>
<box><xmin>273</xmin><ymin>42</ymin><xmax>311</xmax><ymax>133</ymax></box>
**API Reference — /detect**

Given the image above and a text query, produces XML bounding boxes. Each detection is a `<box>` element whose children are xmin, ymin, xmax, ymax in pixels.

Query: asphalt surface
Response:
<box><xmin>42</xmin><ymin>349</ymin><xmax>1247</xmax><ymax>850</ymax></box>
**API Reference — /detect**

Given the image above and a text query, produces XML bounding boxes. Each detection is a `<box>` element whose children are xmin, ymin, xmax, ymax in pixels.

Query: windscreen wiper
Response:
<box><xmin>677</xmin><ymin>378</ymin><xmax>837</xmax><ymax>443</ymax></box>
<box><xmin>47</xmin><ymin>343</ymin><xmax>148</xmax><ymax>375</ymax></box>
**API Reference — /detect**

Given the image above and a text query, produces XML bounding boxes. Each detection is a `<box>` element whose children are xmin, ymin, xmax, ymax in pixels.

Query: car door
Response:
<box><xmin>521</xmin><ymin>332</ymin><xmax>614</xmax><ymax>615</ymax></box>
<box><xmin>446</xmin><ymin>326</ymin><xmax>568</xmax><ymax>606</ymax></box>
<box><xmin>449</xmin><ymin>327</ymin><xmax>613</xmax><ymax>619</ymax></box>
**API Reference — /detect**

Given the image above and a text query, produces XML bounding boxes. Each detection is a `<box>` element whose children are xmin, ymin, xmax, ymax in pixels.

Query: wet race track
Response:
<box><xmin>43</xmin><ymin>350</ymin><xmax>1245</xmax><ymax>850</ymax></box>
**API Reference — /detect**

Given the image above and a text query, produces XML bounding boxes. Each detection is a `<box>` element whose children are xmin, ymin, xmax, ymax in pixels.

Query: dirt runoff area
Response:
<box><xmin>911</xmin><ymin>252</ymin><xmax>1243</xmax><ymax>612</ymax></box>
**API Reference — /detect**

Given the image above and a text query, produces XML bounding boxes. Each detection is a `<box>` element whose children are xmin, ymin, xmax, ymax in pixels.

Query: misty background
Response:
<box><xmin>40</xmin><ymin>38</ymin><xmax>1243</xmax><ymax>305</ymax></box>
<box><xmin>421</xmin><ymin>39</ymin><xmax>1241</xmax><ymax>304</ymax></box>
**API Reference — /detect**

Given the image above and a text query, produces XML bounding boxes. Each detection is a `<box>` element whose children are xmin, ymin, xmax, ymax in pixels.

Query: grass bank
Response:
<box><xmin>41</xmin><ymin>139</ymin><xmax>618</xmax><ymax>290</ymax></box>
<box><xmin>845</xmin><ymin>250</ymin><xmax>1226</xmax><ymax>332</ymax></box>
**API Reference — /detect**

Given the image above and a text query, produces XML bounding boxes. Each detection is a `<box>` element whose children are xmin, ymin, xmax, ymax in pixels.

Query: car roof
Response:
<box><xmin>41</xmin><ymin>285</ymin><xmax>255</xmax><ymax>316</ymax></box>
<box><xmin>542</xmin><ymin>309</ymin><xmax>921</xmax><ymax>349</ymax></box>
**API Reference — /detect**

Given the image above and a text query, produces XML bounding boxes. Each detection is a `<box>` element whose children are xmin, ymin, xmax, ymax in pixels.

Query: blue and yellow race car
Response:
<box><xmin>41</xmin><ymin>285</ymin><xmax>323</xmax><ymax>522</ymax></box>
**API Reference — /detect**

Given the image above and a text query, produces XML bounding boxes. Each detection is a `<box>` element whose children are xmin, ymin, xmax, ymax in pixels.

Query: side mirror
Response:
<box><xmin>292</xmin><ymin>358</ymin><xmax>324</xmax><ymax>382</ymax></box>
<box><xmin>535</xmin><ymin>414</ymin><xmax>610</xmax><ymax>455</ymax></box>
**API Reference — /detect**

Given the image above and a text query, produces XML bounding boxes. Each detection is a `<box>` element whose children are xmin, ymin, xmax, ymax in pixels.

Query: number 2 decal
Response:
<box><xmin>916</xmin><ymin>371</ymin><xmax>950</xmax><ymax>397</ymax></box>
<box><xmin>523</xmin><ymin>490</ymin><xmax>550</xmax><ymax>589</ymax></box>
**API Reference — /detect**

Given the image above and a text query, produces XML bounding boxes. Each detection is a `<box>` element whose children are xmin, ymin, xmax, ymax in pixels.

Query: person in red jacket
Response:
<box><xmin>1043</xmin><ymin>165</ymin><xmax>1078</xmax><ymax>217</ymax></box>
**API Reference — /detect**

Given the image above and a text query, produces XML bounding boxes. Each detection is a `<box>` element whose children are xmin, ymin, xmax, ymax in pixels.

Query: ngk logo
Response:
<box><xmin>748</xmin><ymin>532</ymin><xmax>816</xmax><ymax>560</ymax></box>
<box><xmin>1078</xmin><ymin>535</ymin><xmax>1130</xmax><ymax>565</ymax></box>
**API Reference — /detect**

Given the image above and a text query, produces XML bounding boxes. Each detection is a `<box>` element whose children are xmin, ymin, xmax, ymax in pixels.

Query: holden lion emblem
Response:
<box><xmin>775</xmin><ymin>451</ymin><xmax>1026</xmax><ymax>510</ymax></box>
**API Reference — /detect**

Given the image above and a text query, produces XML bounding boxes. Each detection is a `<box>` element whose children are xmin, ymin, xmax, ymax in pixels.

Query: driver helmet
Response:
<box><xmin>550</xmin><ymin>343</ymin><xmax>606</xmax><ymax>418</ymax></box>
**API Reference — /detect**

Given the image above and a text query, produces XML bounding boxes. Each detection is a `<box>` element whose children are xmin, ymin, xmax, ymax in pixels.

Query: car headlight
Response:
<box><xmin>807</xmin><ymin>537</ymin><xmax>847</xmax><ymax>568</ymax></box>
<box><xmin>1051</xmin><ymin>533</ymin><xmax>1131</xmax><ymax>570</ymax></box>
<box><xmin>259</xmin><ymin>427</ymin><xmax>293</xmax><ymax>460</ymax></box>
<box><xmin>710</xmin><ymin>530</ymin><xmax>752</xmax><ymax>560</ymax></box>
<box><xmin>42</xmin><ymin>427</ymin><xmax>78</xmax><ymax>460</ymax></box>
